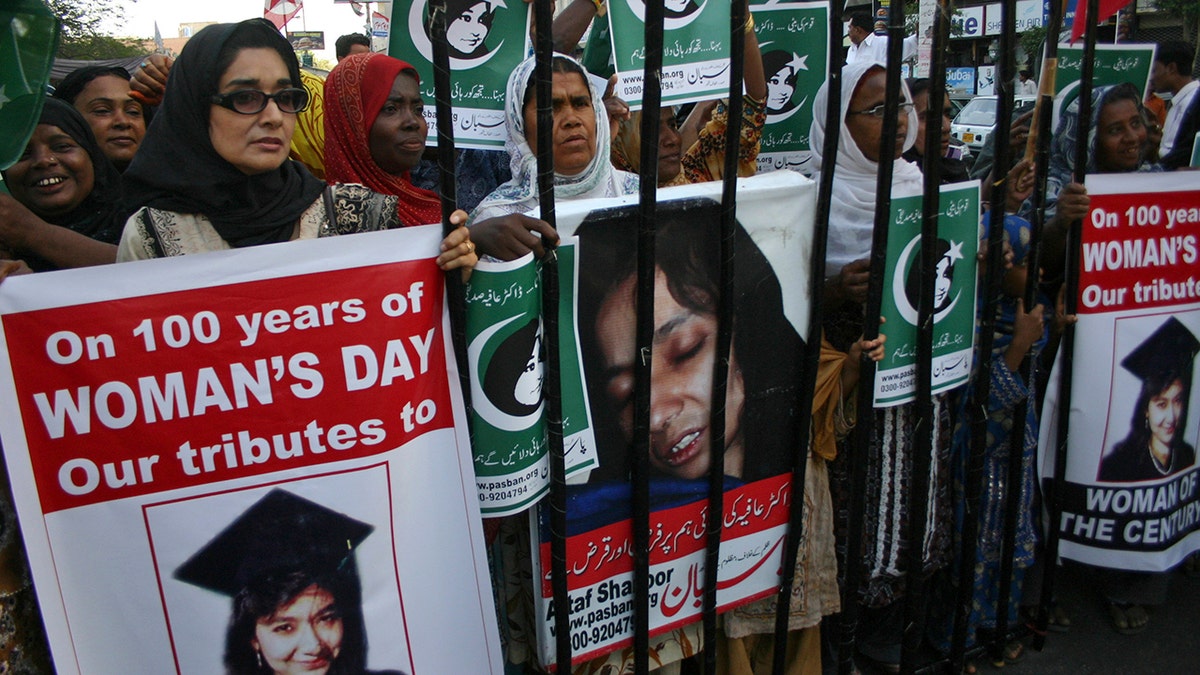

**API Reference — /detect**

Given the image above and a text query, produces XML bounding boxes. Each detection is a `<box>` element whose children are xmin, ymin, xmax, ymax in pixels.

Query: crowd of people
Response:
<box><xmin>0</xmin><ymin>2</ymin><xmax>1198</xmax><ymax>673</ymax></box>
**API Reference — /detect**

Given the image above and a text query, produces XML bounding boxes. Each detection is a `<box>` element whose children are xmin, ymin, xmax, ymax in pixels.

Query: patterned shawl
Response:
<box><xmin>470</xmin><ymin>53</ymin><xmax>638</xmax><ymax>221</ymax></box>
<box><xmin>1041</xmin><ymin>82</ymin><xmax>1160</xmax><ymax>221</ymax></box>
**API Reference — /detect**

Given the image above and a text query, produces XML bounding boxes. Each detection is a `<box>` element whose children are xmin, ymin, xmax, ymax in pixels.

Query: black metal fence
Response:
<box><xmin>427</xmin><ymin>0</ymin><xmax>1111</xmax><ymax>673</ymax></box>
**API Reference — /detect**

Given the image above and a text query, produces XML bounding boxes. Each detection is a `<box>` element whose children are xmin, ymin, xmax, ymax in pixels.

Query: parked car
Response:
<box><xmin>949</xmin><ymin>94</ymin><xmax>973</xmax><ymax>118</ymax></box>
<box><xmin>950</xmin><ymin>95</ymin><xmax>1036</xmax><ymax>152</ymax></box>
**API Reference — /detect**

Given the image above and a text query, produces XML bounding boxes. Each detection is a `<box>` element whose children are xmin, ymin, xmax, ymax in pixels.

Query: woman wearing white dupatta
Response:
<box><xmin>469</xmin><ymin>53</ymin><xmax>638</xmax><ymax>260</ymax></box>
<box><xmin>811</xmin><ymin>61</ymin><xmax>952</xmax><ymax>672</ymax></box>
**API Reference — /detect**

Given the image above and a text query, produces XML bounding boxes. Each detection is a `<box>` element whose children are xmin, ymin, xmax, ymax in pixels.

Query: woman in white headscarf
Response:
<box><xmin>469</xmin><ymin>53</ymin><xmax>638</xmax><ymax>260</ymax></box>
<box><xmin>810</xmin><ymin>60</ymin><xmax>923</xmax><ymax>285</ymax></box>
<box><xmin>810</xmin><ymin>60</ymin><xmax>952</xmax><ymax>672</ymax></box>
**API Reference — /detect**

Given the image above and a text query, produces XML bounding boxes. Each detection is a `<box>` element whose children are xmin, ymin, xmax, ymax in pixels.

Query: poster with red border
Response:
<box><xmin>0</xmin><ymin>226</ymin><xmax>501</xmax><ymax>674</ymax></box>
<box><xmin>529</xmin><ymin>172</ymin><xmax>817</xmax><ymax>665</ymax></box>
<box><xmin>1039</xmin><ymin>173</ymin><xmax>1200</xmax><ymax>572</ymax></box>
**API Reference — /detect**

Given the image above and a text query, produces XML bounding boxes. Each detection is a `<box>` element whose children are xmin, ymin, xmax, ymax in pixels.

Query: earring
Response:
<box><xmin>256</xmin><ymin>649</ymin><xmax>263</xmax><ymax>669</ymax></box>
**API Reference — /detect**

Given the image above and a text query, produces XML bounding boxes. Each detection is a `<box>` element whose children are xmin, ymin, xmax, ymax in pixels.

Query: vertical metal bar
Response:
<box><xmin>529</xmin><ymin>1</ymin><xmax>570</xmax><ymax>672</ymax></box>
<box><xmin>429</xmin><ymin>2</ymin><xmax>473</xmax><ymax>408</ymax></box>
<box><xmin>771</xmin><ymin>0</ymin><xmax>843</xmax><ymax>671</ymax></box>
<box><xmin>1022</xmin><ymin>1</ymin><xmax>1063</xmax><ymax>654</ymax></box>
<box><xmin>632</xmin><ymin>2</ymin><xmax>665</xmax><ymax>673</ymax></box>
<box><xmin>1038</xmin><ymin>0</ymin><xmax>1101</xmax><ymax>655</ymax></box>
<box><xmin>899</xmin><ymin>0</ymin><xmax>950</xmax><ymax>670</ymax></box>
<box><xmin>840</xmin><ymin>3</ymin><xmax>908</xmax><ymax>673</ymax></box>
<box><xmin>984</xmin><ymin>0</ymin><xmax>1024</xmax><ymax>663</ymax></box>
<box><xmin>702</xmin><ymin>2</ymin><xmax>745</xmax><ymax>673</ymax></box>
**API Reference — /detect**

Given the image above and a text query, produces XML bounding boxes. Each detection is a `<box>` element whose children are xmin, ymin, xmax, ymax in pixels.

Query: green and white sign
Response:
<box><xmin>465</xmin><ymin>252</ymin><xmax>597</xmax><ymax>516</ymax></box>
<box><xmin>1054</xmin><ymin>42</ymin><xmax>1155</xmax><ymax>131</ymax></box>
<box><xmin>389</xmin><ymin>0</ymin><xmax>530</xmax><ymax>149</ymax></box>
<box><xmin>752</xmin><ymin>1</ymin><xmax>828</xmax><ymax>176</ymax></box>
<box><xmin>608</xmin><ymin>0</ymin><xmax>733</xmax><ymax>108</ymax></box>
<box><xmin>876</xmin><ymin>181</ymin><xmax>981</xmax><ymax>407</ymax></box>
<box><xmin>0</xmin><ymin>0</ymin><xmax>59</xmax><ymax>170</ymax></box>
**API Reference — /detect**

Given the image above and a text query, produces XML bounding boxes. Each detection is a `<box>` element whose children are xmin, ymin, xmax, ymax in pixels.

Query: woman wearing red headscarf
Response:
<box><xmin>323</xmin><ymin>52</ymin><xmax>443</xmax><ymax>227</ymax></box>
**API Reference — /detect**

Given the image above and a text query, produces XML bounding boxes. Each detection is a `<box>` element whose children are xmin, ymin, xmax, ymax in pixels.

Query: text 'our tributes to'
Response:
<box><xmin>0</xmin><ymin>227</ymin><xmax>501</xmax><ymax>674</ymax></box>
<box><xmin>1041</xmin><ymin>173</ymin><xmax>1200</xmax><ymax>572</ymax></box>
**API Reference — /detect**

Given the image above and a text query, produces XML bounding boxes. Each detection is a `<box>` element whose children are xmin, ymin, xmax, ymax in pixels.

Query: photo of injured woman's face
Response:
<box><xmin>575</xmin><ymin>197</ymin><xmax>804</xmax><ymax>486</ymax></box>
<box><xmin>594</xmin><ymin>267</ymin><xmax>746</xmax><ymax>480</ymax></box>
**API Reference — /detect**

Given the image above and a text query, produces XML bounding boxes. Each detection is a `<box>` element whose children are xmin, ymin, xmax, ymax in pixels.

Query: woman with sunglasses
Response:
<box><xmin>118</xmin><ymin>18</ymin><xmax>475</xmax><ymax>271</ymax></box>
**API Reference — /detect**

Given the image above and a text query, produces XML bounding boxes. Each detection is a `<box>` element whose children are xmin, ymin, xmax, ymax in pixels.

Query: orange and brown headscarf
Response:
<box><xmin>323</xmin><ymin>52</ymin><xmax>442</xmax><ymax>227</ymax></box>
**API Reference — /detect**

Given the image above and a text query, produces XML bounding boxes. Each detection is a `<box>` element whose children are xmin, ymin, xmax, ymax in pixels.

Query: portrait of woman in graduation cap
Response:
<box><xmin>175</xmin><ymin>489</ymin><xmax>405</xmax><ymax>675</ymax></box>
<box><xmin>1099</xmin><ymin>317</ymin><xmax>1200</xmax><ymax>483</ymax></box>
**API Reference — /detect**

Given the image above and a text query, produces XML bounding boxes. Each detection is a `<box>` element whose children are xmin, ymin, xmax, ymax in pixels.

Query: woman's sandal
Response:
<box><xmin>1021</xmin><ymin>603</ymin><xmax>1071</xmax><ymax>634</ymax></box>
<box><xmin>1047</xmin><ymin>603</ymin><xmax>1071</xmax><ymax>632</ymax></box>
<box><xmin>989</xmin><ymin>640</ymin><xmax>1025</xmax><ymax>668</ymax></box>
<box><xmin>1106</xmin><ymin>601</ymin><xmax>1149</xmax><ymax>635</ymax></box>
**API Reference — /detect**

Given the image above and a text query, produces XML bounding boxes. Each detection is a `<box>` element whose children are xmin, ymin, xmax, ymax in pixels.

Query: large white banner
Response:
<box><xmin>0</xmin><ymin>227</ymin><xmax>501</xmax><ymax>673</ymax></box>
<box><xmin>1040</xmin><ymin>173</ymin><xmax>1200</xmax><ymax>572</ymax></box>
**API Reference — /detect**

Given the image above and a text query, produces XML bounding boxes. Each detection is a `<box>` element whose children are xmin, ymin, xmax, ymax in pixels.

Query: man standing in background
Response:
<box><xmin>845</xmin><ymin>13</ymin><xmax>916</xmax><ymax>65</ymax></box>
<box><xmin>1151</xmin><ymin>41</ymin><xmax>1199</xmax><ymax>169</ymax></box>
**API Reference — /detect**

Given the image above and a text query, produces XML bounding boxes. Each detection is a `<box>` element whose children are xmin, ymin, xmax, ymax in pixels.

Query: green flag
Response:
<box><xmin>0</xmin><ymin>0</ymin><xmax>60</xmax><ymax>170</ymax></box>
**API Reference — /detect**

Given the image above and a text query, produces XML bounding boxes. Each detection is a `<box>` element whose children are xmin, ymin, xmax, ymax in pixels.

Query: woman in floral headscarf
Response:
<box><xmin>470</xmin><ymin>53</ymin><xmax>638</xmax><ymax>238</ymax></box>
<box><xmin>468</xmin><ymin>53</ymin><xmax>637</xmax><ymax>261</ymax></box>
<box><xmin>1032</xmin><ymin>82</ymin><xmax>1164</xmax><ymax>637</ymax></box>
<box><xmin>1030</xmin><ymin>82</ymin><xmax>1159</xmax><ymax>287</ymax></box>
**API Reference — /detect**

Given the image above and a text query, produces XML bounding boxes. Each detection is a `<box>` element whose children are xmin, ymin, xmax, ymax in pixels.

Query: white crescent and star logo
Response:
<box><xmin>468</xmin><ymin>314</ymin><xmax>543</xmax><ymax>431</ymax></box>
<box><xmin>761</xmin><ymin>43</ymin><xmax>809</xmax><ymax>124</ymax></box>
<box><xmin>408</xmin><ymin>0</ymin><xmax>507</xmax><ymax>71</ymax></box>
<box><xmin>624</xmin><ymin>0</ymin><xmax>707</xmax><ymax>30</ymax></box>
<box><xmin>891</xmin><ymin>235</ymin><xmax>965</xmax><ymax>325</ymax></box>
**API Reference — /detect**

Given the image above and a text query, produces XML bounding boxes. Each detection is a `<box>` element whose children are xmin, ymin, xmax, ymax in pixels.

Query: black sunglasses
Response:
<box><xmin>210</xmin><ymin>88</ymin><xmax>309</xmax><ymax>115</ymax></box>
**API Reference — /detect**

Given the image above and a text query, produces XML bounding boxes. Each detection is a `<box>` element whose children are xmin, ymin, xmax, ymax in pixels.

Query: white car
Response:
<box><xmin>950</xmin><ymin>95</ymin><xmax>1036</xmax><ymax>152</ymax></box>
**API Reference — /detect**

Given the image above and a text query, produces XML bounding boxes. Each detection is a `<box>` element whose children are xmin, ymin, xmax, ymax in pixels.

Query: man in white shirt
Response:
<box><xmin>845</xmin><ymin>13</ymin><xmax>916</xmax><ymax>65</ymax></box>
<box><xmin>1151</xmin><ymin>41</ymin><xmax>1198</xmax><ymax>164</ymax></box>
<box><xmin>1018</xmin><ymin>69</ymin><xmax>1038</xmax><ymax>95</ymax></box>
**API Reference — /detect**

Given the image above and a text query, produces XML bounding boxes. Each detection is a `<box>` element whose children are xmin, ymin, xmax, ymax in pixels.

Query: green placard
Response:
<box><xmin>876</xmin><ymin>181</ymin><xmax>981</xmax><ymax>407</ymax></box>
<box><xmin>389</xmin><ymin>0</ymin><xmax>530</xmax><ymax>149</ymax></box>
<box><xmin>0</xmin><ymin>0</ymin><xmax>60</xmax><ymax>170</ymax></box>
<box><xmin>752</xmin><ymin>1</ymin><xmax>828</xmax><ymax>176</ymax></box>
<box><xmin>608</xmin><ymin>0</ymin><xmax>733</xmax><ymax>108</ymax></box>
<box><xmin>1054</xmin><ymin>43</ymin><xmax>1155</xmax><ymax>130</ymax></box>
<box><xmin>465</xmin><ymin>251</ymin><xmax>596</xmax><ymax>516</ymax></box>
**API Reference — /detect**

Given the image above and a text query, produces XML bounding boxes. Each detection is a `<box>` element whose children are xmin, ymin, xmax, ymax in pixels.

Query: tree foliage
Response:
<box><xmin>46</xmin><ymin>0</ymin><xmax>145</xmax><ymax>60</ymax></box>
<box><xmin>58</xmin><ymin>34</ymin><xmax>146</xmax><ymax>60</ymax></box>
<box><xmin>1154</xmin><ymin>0</ymin><xmax>1200</xmax><ymax>46</ymax></box>
<box><xmin>1019</xmin><ymin>26</ymin><xmax>1047</xmax><ymax>72</ymax></box>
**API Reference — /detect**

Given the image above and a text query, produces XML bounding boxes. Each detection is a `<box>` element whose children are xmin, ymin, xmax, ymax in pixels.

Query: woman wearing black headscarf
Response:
<box><xmin>118</xmin><ymin>18</ymin><xmax>475</xmax><ymax>270</ymax></box>
<box><xmin>0</xmin><ymin>97</ymin><xmax>124</xmax><ymax>271</ymax></box>
<box><xmin>53</xmin><ymin>65</ymin><xmax>147</xmax><ymax>171</ymax></box>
